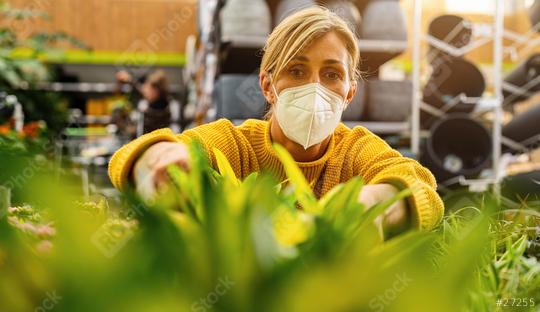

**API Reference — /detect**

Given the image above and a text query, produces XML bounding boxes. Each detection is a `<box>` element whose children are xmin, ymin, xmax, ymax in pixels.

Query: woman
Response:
<box><xmin>109</xmin><ymin>7</ymin><xmax>444</xmax><ymax>236</ymax></box>
<box><xmin>116</xmin><ymin>70</ymin><xmax>181</xmax><ymax>135</ymax></box>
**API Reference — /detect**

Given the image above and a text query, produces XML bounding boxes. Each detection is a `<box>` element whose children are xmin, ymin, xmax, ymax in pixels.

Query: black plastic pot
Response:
<box><xmin>503</xmin><ymin>53</ymin><xmax>540</xmax><ymax>106</ymax></box>
<box><xmin>359</xmin><ymin>0</ymin><xmax>407</xmax><ymax>74</ymax></box>
<box><xmin>361</xmin><ymin>0</ymin><xmax>407</xmax><ymax>41</ymax></box>
<box><xmin>342</xmin><ymin>80</ymin><xmax>366</xmax><ymax>121</ymax></box>
<box><xmin>274</xmin><ymin>0</ymin><xmax>316</xmax><ymax>25</ymax></box>
<box><xmin>529</xmin><ymin>0</ymin><xmax>540</xmax><ymax>30</ymax></box>
<box><xmin>366</xmin><ymin>79</ymin><xmax>412</xmax><ymax>122</ymax></box>
<box><xmin>503</xmin><ymin>103</ymin><xmax>540</xmax><ymax>148</ymax></box>
<box><xmin>420</xmin><ymin>114</ymin><xmax>492</xmax><ymax>182</ymax></box>
<box><xmin>214</xmin><ymin>74</ymin><xmax>267</xmax><ymax>120</ymax></box>
<box><xmin>427</xmin><ymin>15</ymin><xmax>473</xmax><ymax>63</ymax></box>
<box><xmin>323</xmin><ymin>0</ymin><xmax>362</xmax><ymax>36</ymax></box>
<box><xmin>422</xmin><ymin>58</ymin><xmax>485</xmax><ymax>127</ymax></box>
<box><xmin>502</xmin><ymin>170</ymin><xmax>540</xmax><ymax>200</ymax></box>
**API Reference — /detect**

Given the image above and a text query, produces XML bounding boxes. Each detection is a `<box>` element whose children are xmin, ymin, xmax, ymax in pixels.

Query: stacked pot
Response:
<box><xmin>419</xmin><ymin>14</ymin><xmax>493</xmax><ymax>182</ymax></box>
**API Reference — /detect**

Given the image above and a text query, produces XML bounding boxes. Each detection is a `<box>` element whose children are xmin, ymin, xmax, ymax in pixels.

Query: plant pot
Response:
<box><xmin>503</xmin><ymin>103</ymin><xmax>540</xmax><ymax>148</ymax></box>
<box><xmin>214</xmin><ymin>74</ymin><xmax>267</xmax><ymax>120</ymax></box>
<box><xmin>322</xmin><ymin>0</ymin><xmax>362</xmax><ymax>36</ymax></box>
<box><xmin>529</xmin><ymin>0</ymin><xmax>540</xmax><ymax>30</ymax></box>
<box><xmin>502</xmin><ymin>170</ymin><xmax>540</xmax><ymax>200</ymax></box>
<box><xmin>221</xmin><ymin>0</ymin><xmax>271</xmax><ymax>40</ymax></box>
<box><xmin>422</xmin><ymin>58</ymin><xmax>485</xmax><ymax>127</ymax></box>
<box><xmin>503</xmin><ymin>53</ymin><xmax>540</xmax><ymax>106</ymax></box>
<box><xmin>342</xmin><ymin>80</ymin><xmax>366</xmax><ymax>121</ymax></box>
<box><xmin>427</xmin><ymin>15</ymin><xmax>473</xmax><ymax>63</ymax></box>
<box><xmin>359</xmin><ymin>0</ymin><xmax>407</xmax><ymax>73</ymax></box>
<box><xmin>366</xmin><ymin>79</ymin><xmax>412</xmax><ymax>121</ymax></box>
<box><xmin>420</xmin><ymin>114</ymin><xmax>492</xmax><ymax>182</ymax></box>
<box><xmin>275</xmin><ymin>0</ymin><xmax>317</xmax><ymax>25</ymax></box>
<box><xmin>361</xmin><ymin>0</ymin><xmax>407</xmax><ymax>42</ymax></box>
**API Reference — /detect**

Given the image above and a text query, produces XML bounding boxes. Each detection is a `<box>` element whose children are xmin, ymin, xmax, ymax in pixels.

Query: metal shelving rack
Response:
<box><xmin>411</xmin><ymin>0</ymin><xmax>505</xmax><ymax>191</ymax></box>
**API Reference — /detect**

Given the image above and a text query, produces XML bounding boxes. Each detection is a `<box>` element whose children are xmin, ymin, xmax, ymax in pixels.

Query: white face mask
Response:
<box><xmin>272</xmin><ymin>82</ymin><xmax>347</xmax><ymax>150</ymax></box>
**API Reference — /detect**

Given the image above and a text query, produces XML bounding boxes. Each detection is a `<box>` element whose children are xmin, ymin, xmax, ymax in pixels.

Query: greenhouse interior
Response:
<box><xmin>1</xmin><ymin>0</ymin><xmax>540</xmax><ymax>311</ymax></box>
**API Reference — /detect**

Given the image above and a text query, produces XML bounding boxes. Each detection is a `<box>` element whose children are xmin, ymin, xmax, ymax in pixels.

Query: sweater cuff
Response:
<box><xmin>372</xmin><ymin>175</ymin><xmax>440</xmax><ymax>231</ymax></box>
<box><xmin>108</xmin><ymin>128</ymin><xmax>181</xmax><ymax>191</ymax></box>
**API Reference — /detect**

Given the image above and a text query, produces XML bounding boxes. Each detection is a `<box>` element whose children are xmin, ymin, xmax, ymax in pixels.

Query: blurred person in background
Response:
<box><xmin>116</xmin><ymin>70</ymin><xmax>180</xmax><ymax>135</ymax></box>
<box><xmin>109</xmin><ymin>7</ymin><xmax>444</xmax><ymax>238</ymax></box>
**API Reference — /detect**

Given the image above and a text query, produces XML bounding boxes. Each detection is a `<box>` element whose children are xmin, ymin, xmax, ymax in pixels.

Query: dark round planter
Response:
<box><xmin>427</xmin><ymin>15</ymin><xmax>473</xmax><ymax>62</ymax></box>
<box><xmin>274</xmin><ymin>0</ymin><xmax>316</xmax><ymax>25</ymax></box>
<box><xmin>420</xmin><ymin>114</ymin><xmax>492</xmax><ymax>182</ymax></box>
<box><xmin>422</xmin><ymin>58</ymin><xmax>486</xmax><ymax>127</ymax></box>
<box><xmin>342</xmin><ymin>79</ymin><xmax>366</xmax><ymax>121</ymax></box>
<box><xmin>503</xmin><ymin>103</ymin><xmax>540</xmax><ymax>147</ymax></box>
<box><xmin>502</xmin><ymin>170</ymin><xmax>540</xmax><ymax>200</ymax></box>
<box><xmin>366</xmin><ymin>79</ymin><xmax>412</xmax><ymax>122</ymax></box>
<box><xmin>529</xmin><ymin>0</ymin><xmax>540</xmax><ymax>30</ymax></box>
<box><xmin>214</xmin><ymin>74</ymin><xmax>267</xmax><ymax>120</ymax></box>
<box><xmin>323</xmin><ymin>0</ymin><xmax>362</xmax><ymax>36</ymax></box>
<box><xmin>503</xmin><ymin>53</ymin><xmax>540</xmax><ymax>106</ymax></box>
<box><xmin>361</xmin><ymin>0</ymin><xmax>407</xmax><ymax>41</ymax></box>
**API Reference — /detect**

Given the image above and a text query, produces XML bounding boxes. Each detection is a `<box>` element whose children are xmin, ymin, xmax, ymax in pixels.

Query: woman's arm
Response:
<box><xmin>108</xmin><ymin>119</ymin><xmax>253</xmax><ymax>194</ymax></box>
<box><xmin>352</xmin><ymin>130</ymin><xmax>444</xmax><ymax>232</ymax></box>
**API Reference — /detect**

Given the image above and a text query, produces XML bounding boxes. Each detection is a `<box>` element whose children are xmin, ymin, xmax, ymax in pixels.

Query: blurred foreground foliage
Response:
<box><xmin>0</xmin><ymin>141</ymin><xmax>539</xmax><ymax>312</ymax></box>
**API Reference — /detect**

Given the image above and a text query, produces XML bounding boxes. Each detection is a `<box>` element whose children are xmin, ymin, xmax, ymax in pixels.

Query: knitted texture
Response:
<box><xmin>109</xmin><ymin>119</ymin><xmax>444</xmax><ymax>230</ymax></box>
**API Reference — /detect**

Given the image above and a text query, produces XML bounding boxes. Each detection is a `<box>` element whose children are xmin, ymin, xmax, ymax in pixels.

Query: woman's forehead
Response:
<box><xmin>295</xmin><ymin>32</ymin><xmax>349</xmax><ymax>64</ymax></box>
<box><xmin>290</xmin><ymin>55</ymin><xmax>347</xmax><ymax>68</ymax></box>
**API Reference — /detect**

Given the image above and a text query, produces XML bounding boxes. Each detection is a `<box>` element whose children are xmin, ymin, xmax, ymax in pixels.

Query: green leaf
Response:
<box><xmin>273</xmin><ymin>144</ymin><xmax>318</xmax><ymax>213</ymax></box>
<box><xmin>213</xmin><ymin>147</ymin><xmax>239</xmax><ymax>186</ymax></box>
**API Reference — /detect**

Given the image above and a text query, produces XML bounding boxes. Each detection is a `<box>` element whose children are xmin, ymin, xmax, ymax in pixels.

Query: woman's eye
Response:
<box><xmin>324</xmin><ymin>71</ymin><xmax>342</xmax><ymax>81</ymax></box>
<box><xmin>289</xmin><ymin>68</ymin><xmax>304</xmax><ymax>78</ymax></box>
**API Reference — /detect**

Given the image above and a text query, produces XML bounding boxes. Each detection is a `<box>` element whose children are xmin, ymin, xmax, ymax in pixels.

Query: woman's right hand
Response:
<box><xmin>133</xmin><ymin>142</ymin><xmax>190</xmax><ymax>201</ymax></box>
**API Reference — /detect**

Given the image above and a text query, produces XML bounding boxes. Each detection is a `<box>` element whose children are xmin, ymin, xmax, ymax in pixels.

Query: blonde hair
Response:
<box><xmin>261</xmin><ymin>6</ymin><xmax>360</xmax><ymax>81</ymax></box>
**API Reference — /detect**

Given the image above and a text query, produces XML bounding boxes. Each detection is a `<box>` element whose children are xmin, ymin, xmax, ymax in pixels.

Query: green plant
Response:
<box><xmin>0</xmin><ymin>141</ymin><xmax>538</xmax><ymax>312</ymax></box>
<box><xmin>0</xmin><ymin>1</ymin><xmax>89</xmax><ymax>133</ymax></box>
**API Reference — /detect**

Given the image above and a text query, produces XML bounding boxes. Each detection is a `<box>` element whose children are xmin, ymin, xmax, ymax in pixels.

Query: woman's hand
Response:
<box><xmin>133</xmin><ymin>142</ymin><xmax>190</xmax><ymax>201</ymax></box>
<box><xmin>116</xmin><ymin>70</ymin><xmax>132</xmax><ymax>83</ymax></box>
<box><xmin>358</xmin><ymin>184</ymin><xmax>410</xmax><ymax>238</ymax></box>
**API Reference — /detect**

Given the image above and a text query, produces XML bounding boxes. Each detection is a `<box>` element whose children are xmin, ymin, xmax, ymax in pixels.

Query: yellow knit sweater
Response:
<box><xmin>109</xmin><ymin>118</ymin><xmax>444</xmax><ymax>230</ymax></box>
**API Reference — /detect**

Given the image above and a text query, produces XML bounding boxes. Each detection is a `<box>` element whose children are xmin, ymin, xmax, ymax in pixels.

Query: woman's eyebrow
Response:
<box><xmin>323</xmin><ymin>59</ymin><xmax>346</xmax><ymax>66</ymax></box>
<box><xmin>292</xmin><ymin>56</ymin><xmax>346</xmax><ymax>67</ymax></box>
<box><xmin>291</xmin><ymin>55</ymin><xmax>309</xmax><ymax>62</ymax></box>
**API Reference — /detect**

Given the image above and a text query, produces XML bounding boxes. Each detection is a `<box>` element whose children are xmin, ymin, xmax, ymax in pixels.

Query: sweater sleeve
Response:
<box><xmin>352</xmin><ymin>129</ymin><xmax>444</xmax><ymax>231</ymax></box>
<box><xmin>108</xmin><ymin>119</ymin><xmax>258</xmax><ymax>191</ymax></box>
<box><xmin>108</xmin><ymin>128</ymin><xmax>183</xmax><ymax>191</ymax></box>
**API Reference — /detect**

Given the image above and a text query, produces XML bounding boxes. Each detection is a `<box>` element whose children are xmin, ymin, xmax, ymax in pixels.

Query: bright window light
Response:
<box><xmin>445</xmin><ymin>0</ymin><xmax>495</xmax><ymax>14</ymax></box>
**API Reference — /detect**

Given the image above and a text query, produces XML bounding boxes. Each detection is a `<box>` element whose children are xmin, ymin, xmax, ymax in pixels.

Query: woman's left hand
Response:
<box><xmin>358</xmin><ymin>184</ymin><xmax>410</xmax><ymax>238</ymax></box>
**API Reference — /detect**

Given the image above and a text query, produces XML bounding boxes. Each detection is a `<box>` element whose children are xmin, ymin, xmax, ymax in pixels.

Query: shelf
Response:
<box><xmin>222</xmin><ymin>34</ymin><xmax>268</xmax><ymax>49</ymax></box>
<box><xmin>357</xmin><ymin>39</ymin><xmax>408</xmax><ymax>53</ymax></box>
<box><xmin>18</xmin><ymin>82</ymin><xmax>182</xmax><ymax>94</ymax></box>
<box><xmin>423</xmin><ymin>33</ymin><xmax>493</xmax><ymax>58</ymax></box>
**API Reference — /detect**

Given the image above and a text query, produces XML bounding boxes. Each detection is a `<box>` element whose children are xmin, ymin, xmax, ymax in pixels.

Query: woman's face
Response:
<box><xmin>142</xmin><ymin>82</ymin><xmax>160</xmax><ymax>103</ymax></box>
<box><xmin>261</xmin><ymin>31</ymin><xmax>357</xmax><ymax>107</ymax></box>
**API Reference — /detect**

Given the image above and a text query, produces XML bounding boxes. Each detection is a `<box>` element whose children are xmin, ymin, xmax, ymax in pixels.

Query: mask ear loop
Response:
<box><xmin>268</xmin><ymin>73</ymin><xmax>279</xmax><ymax>102</ymax></box>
